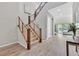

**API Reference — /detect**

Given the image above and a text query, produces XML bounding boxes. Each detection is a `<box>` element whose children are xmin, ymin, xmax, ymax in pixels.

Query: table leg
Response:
<box><xmin>66</xmin><ymin>41</ymin><xmax>69</xmax><ymax>56</ymax></box>
<box><xmin>76</xmin><ymin>45</ymin><xmax>78</xmax><ymax>53</ymax></box>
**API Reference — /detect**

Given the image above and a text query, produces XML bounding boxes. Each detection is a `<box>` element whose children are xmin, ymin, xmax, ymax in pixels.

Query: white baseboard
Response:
<box><xmin>0</xmin><ymin>41</ymin><xmax>27</xmax><ymax>49</ymax></box>
<box><xmin>0</xmin><ymin>41</ymin><xmax>18</xmax><ymax>48</ymax></box>
<box><xmin>17</xmin><ymin>41</ymin><xmax>27</xmax><ymax>48</ymax></box>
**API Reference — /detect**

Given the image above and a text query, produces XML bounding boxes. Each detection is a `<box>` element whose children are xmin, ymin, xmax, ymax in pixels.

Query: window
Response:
<box><xmin>55</xmin><ymin>23</ymin><xmax>70</xmax><ymax>34</ymax></box>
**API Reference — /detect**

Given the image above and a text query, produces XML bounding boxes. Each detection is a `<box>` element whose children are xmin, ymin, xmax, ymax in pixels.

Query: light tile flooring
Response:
<box><xmin>0</xmin><ymin>35</ymin><xmax>79</xmax><ymax>56</ymax></box>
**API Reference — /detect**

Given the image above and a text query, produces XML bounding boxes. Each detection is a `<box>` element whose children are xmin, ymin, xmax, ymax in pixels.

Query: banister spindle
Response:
<box><xmin>22</xmin><ymin>22</ymin><xmax>23</xmax><ymax>33</ymax></box>
<box><xmin>18</xmin><ymin>16</ymin><xmax>20</xmax><ymax>28</ymax></box>
<box><xmin>28</xmin><ymin>16</ymin><xmax>31</xmax><ymax>24</ymax></box>
<box><xmin>34</xmin><ymin>11</ymin><xmax>36</xmax><ymax>19</ymax></box>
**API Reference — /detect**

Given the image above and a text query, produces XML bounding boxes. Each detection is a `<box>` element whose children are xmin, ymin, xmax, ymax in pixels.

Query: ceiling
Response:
<box><xmin>48</xmin><ymin>2</ymin><xmax>73</xmax><ymax>23</ymax></box>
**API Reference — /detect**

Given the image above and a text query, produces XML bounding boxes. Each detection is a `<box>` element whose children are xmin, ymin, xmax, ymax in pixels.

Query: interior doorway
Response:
<box><xmin>47</xmin><ymin>13</ymin><xmax>54</xmax><ymax>39</ymax></box>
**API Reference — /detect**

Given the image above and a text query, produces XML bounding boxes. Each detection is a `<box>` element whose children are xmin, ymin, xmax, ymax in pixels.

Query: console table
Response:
<box><xmin>66</xmin><ymin>40</ymin><xmax>79</xmax><ymax>56</ymax></box>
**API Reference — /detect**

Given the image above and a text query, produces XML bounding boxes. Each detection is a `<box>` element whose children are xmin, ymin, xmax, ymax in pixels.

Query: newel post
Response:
<box><xmin>27</xmin><ymin>16</ymin><xmax>31</xmax><ymax>50</ymax></box>
<box><xmin>27</xmin><ymin>28</ymin><xmax>31</xmax><ymax>50</ymax></box>
<box><xmin>39</xmin><ymin>28</ymin><xmax>42</xmax><ymax>43</ymax></box>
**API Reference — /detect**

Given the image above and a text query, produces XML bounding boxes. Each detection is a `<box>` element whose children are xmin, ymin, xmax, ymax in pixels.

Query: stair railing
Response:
<box><xmin>18</xmin><ymin>2</ymin><xmax>47</xmax><ymax>50</ymax></box>
<box><xmin>28</xmin><ymin>2</ymin><xmax>47</xmax><ymax>42</ymax></box>
<box><xmin>18</xmin><ymin>16</ymin><xmax>42</xmax><ymax>50</ymax></box>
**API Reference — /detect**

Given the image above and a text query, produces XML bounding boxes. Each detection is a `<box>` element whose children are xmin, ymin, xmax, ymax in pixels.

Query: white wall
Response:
<box><xmin>0</xmin><ymin>2</ymin><xmax>19</xmax><ymax>46</ymax></box>
<box><xmin>19</xmin><ymin>3</ymin><xmax>28</xmax><ymax>24</ymax></box>
<box><xmin>18</xmin><ymin>28</ymin><xmax>27</xmax><ymax>48</ymax></box>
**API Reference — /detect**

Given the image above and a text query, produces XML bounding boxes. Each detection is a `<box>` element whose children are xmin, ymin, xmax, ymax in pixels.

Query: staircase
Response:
<box><xmin>18</xmin><ymin>2</ymin><xmax>47</xmax><ymax>50</ymax></box>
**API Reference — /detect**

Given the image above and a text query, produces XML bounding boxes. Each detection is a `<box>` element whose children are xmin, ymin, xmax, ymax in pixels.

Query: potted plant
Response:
<box><xmin>68</xmin><ymin>23</ymin><xmax>77</xmax><ymax>39</ymax></box>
